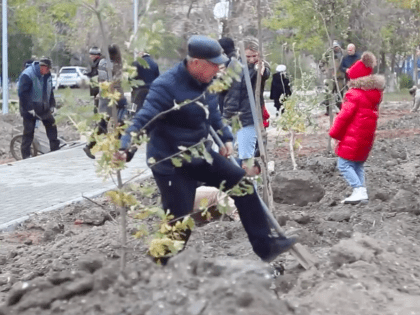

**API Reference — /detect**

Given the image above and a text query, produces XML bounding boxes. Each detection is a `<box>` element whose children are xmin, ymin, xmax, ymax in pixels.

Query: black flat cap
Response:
<box><xmin>39</xmin><ymin>57</ymin><xmax>52</xmax><ymax>68</ymax></box>
<box><xmin>218</xmin><ymin>37</ymin><xmax>235</xmax><ymax>56</ymax></box>
<box><xmin>89</xmin><ymin>47</ymin><xmax>101</xmax><ymax>55</ymax></box>
<box><xmin>187</xmin><ymin>35</ymin><xmax>229</xmax><ymax>65</ymax></box>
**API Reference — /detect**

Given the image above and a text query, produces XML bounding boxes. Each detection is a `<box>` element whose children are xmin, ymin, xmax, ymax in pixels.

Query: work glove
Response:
<box><xmin>28</xmin><ymin>110</ymin><xmax>36</xmax><ymax>117</ymax></box>
<box><xmin>125</xmin><ymin>147</ymin><xmax>138</xmax><ymax>162</ymax></box>
<box><xmin>50</xmin><ymin>107</ymin><xmax>56</xmax><ymax>114</ymax></box>
<box><xmin>117</xmin><ymin>147</ymin><xmax>138</xmax><ymax>163</ymax></box>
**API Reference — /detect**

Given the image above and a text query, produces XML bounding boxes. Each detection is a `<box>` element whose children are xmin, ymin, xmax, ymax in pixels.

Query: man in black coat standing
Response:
<box><xmin>217</xmin><ymin>37</ymin><xmax>237</xmax><ymax>115</ymax></box>
<box><xmin>340</xmin><ymin>43</ymin><xmax>361</xmax><ymax>79</ymax></box>
<box><xmin>85</xmin><ymin>47</ymin><xmax>103</xmax><ymax>112</ymax></box>
<box><xmin>270</xmin><ymin>64</ymin><xmax>291</xmax><ymax>115</ymax></box>
<box><xmin>131</xmin><ymin>52</ymin><xmax>160</xmax><ymax>113</ymax></box>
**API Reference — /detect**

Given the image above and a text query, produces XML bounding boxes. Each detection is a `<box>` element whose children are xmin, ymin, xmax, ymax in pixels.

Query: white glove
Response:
<box><xmin>50</xmin><ymin>107</ymin><xmax>56</xmax><ymax>114</ymax></box>
<box><xmin>28</xmin><ymin>110</ymin><xmax>36</xmax><ymax>117</ymax></box>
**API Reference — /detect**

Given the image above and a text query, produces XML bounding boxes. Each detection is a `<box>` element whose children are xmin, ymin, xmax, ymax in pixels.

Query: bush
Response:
<box><xmin>399</xmin><ymin>74</ymin><xmax>414</xmax><ymax>90</ymax></box>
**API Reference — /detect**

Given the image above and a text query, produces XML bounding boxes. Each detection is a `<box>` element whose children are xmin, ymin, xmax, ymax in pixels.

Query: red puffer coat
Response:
<box><xmin>329</xmin><ymin>74</ymin><xmax>385</xmax><ymax>162</ymax></box>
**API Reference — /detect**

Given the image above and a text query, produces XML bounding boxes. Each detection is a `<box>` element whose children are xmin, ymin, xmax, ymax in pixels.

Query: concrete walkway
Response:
<box><xmin>0</xmin><ymin>142</ymin><xmax>151</xmax><ymax>230</ymax></box>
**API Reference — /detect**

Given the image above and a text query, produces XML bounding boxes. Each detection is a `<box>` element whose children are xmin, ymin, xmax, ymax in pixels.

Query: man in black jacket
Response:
<box><xmin>119</xmin><ymin>35</ymin><xmax>296</xmax><ymax>264</ymax></box>
<box><xmin>218</xmin><ymin>37</ymin><xmax>237</xmax><ymax>115</ymax></box>
<box><xmin>85</xmin><ymin>47</ymin><xmax>103</xmax><ymax>112</ymax></box>
<box><xmin>131</xmin><ymin>52</ymin><xmax>160</xmax><ymax>113</ymax></box>
<box><xmin>340</xmin><ymin>44</ymin><xmax>361</xmax><ymax>78</ymax></box>
<box><xmin>270</xmin><ymin>64</ymin><xmax>291</xmax><ymax>115</ymax></box>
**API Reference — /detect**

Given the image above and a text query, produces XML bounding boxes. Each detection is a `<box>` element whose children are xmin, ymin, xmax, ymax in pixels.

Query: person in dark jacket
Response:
<box><xmin>83</xmin><ymin>44</ymin><xmax>128</xmax><ymax>159</ymax></box>
<box><xmin>270</xmin><ymin>64</ymin><xmax>291</xmax><ymax>115</ymax></box>
<box><xmin>118</xmin><ymin>35</ymin><xmax>296</xmax><ymax>265</ymax></box>
<box><xmin>18</xmin><ymin>57</ymin><xmax>59</xmax><ymax>159</ymax></box>
<box><xmin>85</xmin><ymin>47</ymin><xmax>104</xmax><ymax>112</ymax></box>
<box><xmin>217</xmin><ymin>37</ymin><xmax>237</xmax><ymax>115</ymax></box>
<box><xmin>223</xmin><ymin>38</ymin><xmax>270</xmax><ymax>170</ymax></box>
<box><xmin>131</xmin><ymin>52</ymin><xmax>160</xmax><ymax>113</ymax></box>
<box><xmin>340</xmin><ymin>44</ymin><xmax>361</xmax><ymax>77</ymax></box>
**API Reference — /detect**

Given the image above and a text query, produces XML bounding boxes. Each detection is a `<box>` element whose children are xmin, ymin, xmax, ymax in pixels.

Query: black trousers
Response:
<box><xmin>132</xmin><ymin>87</ymin><xmax>149</xmax><ymax>113</ymax></box>
<box><xmin>22</xmin><ymin>114</ymin><xmax>60</xmax><ymax>159</ymax></box>
<box><xmin>152</xmin><ymin>149</ymin><xmax>274</xmax><ymax>260</ymax></box>
<box><xmin>86</xmin><ymin>107</ymin><xmax>126</xmax><ymax>150</ymax></box>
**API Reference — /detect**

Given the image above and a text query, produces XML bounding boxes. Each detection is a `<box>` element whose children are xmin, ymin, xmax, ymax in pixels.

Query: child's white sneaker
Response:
<box><xmin>341</xmin><ymin>187</ymin><xmax>368</xmax><ymax>204</ymax></box>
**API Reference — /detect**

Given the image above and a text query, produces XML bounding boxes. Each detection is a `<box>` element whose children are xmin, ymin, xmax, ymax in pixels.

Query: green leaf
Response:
<box><xmin>136</xmin><ymin>57</ymin><xmax>150</xmax><ymax>69</ymax></box>
<box><xmin>181</xmin><ymin>153</ymin><xmax>192</xmax><ymax>163</ymax></box>
<box><xmin>171</xmin><ymin>157</ymin><xmax>183</xmax><ymax>167</ymax></box>
<box><xmin>202</xmin><ymin>149</ymin><xmax>214</xmax><ymax>165</ymax></box>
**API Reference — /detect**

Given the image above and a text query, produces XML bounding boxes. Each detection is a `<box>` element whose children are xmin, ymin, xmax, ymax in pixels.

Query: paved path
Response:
<box><xmin>0</xmin><ymin>142</ymin><xmax>150</xmax><ymax>230</ymax></box>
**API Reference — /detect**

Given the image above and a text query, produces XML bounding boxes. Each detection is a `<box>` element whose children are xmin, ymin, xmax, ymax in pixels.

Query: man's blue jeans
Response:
<box><xmin>236</xmin><ymin>125</ymin><xmax>257</xmax><ymax>160</ymax></box>
<box><xmin>337</xmin><ymin>157</ymin><xmax>365</xmax><ymax>188</ymax></box>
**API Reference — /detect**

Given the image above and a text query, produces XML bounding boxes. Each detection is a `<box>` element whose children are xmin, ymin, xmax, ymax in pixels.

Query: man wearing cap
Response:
<box><xmin>18</xmin><ymin>57</ymin><xmax>59</xmax><ymax>159</ymax></box>
<box><xmin>85</xmin><ymin>47</ymin><xmax>104</xmax><ymax>112</ymax></box>
<box><xmin>319</xmin><ymin>40</ymin><xmax>346</xmax><ymax>112</ymax></box>
<box><xmin>118</xmin><ymin>35</ymin><xmax>296</xmax><ymax>264</ymax></box>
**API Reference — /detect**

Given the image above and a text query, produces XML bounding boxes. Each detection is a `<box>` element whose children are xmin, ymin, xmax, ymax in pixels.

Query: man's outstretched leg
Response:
<box><xmin>150</xmin><ymin>171</ymin><xmax>197</xmax><ymax>265</ymax></box>
<box><xmin>231</xmin><ymin>183</ymin><xmax>297</xmax><ymax>262</ymax></box>
<box><xmin>187</xmin><ymin>150</ymin><xmax>297</xmax><ymax>263</ymax></box>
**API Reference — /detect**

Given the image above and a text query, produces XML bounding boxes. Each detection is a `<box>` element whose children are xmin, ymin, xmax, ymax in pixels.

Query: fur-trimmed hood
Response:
<box><xmin>348</xmin><ymin>74</ymin><xmax>386</xmax><ymax>91</ymax></box>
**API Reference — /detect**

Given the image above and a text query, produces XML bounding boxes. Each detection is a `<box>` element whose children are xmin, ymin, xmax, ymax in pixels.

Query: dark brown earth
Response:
<box><xmin>0</xmin><ymin>112</ymin><xmax>80</xmax><ymax>164</ymax></box>
<box><xmin>1</xmin><ymin>100</ymin><xmax>420</xmax><ymax>314</ymax></box>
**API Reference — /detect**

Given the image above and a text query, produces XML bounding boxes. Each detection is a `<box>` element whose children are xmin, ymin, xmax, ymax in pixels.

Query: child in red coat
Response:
<box><xmin>329</xmin><ymin>52</ymin><xmax>385</xmax><ymax>204</ymax></box>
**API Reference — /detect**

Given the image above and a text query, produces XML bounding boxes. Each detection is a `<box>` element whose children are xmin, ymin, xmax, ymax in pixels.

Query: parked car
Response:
<box><xmin>51</xmin><ymin>73</ymin><xmax>57</xmax><ymax>89</ymax></box>
<box><xmin>56</xmin><ymin>66</ymin><xmax>89</xmax><ymax>89</ymax></box>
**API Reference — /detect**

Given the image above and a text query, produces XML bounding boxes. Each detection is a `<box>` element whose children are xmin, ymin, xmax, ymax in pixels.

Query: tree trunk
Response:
<box><xmin>289</xmin><ymin>131</ymin><xmax>297</xmax><ymax>170</ymax></box>
<box><xmin>380</xmin><ymin>51</ymin><xmax>386</xmax><ymax>74</ymax></box>
<box><xmin>117</xmin><ymin>172</ymin><xmax>126</xmax><ymax>271</ymax></box>
<box><xmin>254</xmin><ymin>0</ymin><xmax>273</xmax><ymax>208</ymax></box>
<box><xmin>414</xmin><ymin>46</ymin><xmax>418</xmax><ymax>86</ymax></box>
<box><xmin>96</xmin><ymin>2</ymin><xmax>126</xmax><ymax>271</ymax></box>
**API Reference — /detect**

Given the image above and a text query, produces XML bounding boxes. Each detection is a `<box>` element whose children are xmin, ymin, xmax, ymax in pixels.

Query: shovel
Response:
<box><xmin>209</xmin><ymin>126</ymin><xmax>318</xmax><ymax>270</ymax></box>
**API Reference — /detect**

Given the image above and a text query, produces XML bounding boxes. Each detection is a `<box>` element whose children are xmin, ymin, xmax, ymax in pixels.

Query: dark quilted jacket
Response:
<box><xmin>223</xmin><ymin>62</ymin><xmax>270</xmax><ymax>127</ymax></box>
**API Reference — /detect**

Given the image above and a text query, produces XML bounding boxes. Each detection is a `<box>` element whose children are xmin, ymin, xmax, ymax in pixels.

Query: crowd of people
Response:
<box><xmin>17</xmin><ymin>36</ymin><xmax>387</xmax><ymax>264</ymax></box>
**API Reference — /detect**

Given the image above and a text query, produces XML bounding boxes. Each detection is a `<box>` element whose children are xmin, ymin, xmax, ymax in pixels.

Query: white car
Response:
<box><xmin>51</xmin><ymin>73</ymin><xmax>57</xmax><ymax>89</ymax></box>
<box><xmin>57</xmin><ymin>66</ymin><xmax>89</xmax><ymax>89</ymax></box>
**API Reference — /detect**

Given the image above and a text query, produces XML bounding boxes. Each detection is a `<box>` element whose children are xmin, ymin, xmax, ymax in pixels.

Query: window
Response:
<box><xmin>60</xmin><ymin>68</ymin><xmax>77</xmax><ymax>74</ymax></box>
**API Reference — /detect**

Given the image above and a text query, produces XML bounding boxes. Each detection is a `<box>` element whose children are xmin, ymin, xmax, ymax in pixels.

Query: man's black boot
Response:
<box><xmin>83</xmin><ymin>145</ymin><xmax>95</xmax><ymax>159</ymax></box>
<box><xmin>261</xmin><ymin>236</ymin><xmax>298</xmax><ymax>263</ymax></box>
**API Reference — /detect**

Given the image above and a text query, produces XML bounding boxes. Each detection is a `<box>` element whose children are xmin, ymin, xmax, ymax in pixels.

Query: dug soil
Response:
<box><xmin>1</xmin><ymin>100</ymin><xmax>420</xmax><ymax>314</ymax></box>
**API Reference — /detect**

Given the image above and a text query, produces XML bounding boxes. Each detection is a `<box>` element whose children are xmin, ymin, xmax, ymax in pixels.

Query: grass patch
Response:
<box><xmin>383</xmin><ymin>89</ymin><xmax>412</xmax><ymax>102</ymax></box>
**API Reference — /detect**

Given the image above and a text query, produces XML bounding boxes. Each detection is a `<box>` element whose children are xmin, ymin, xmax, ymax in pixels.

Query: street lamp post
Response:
<box><xmin>213</xmin><ymin>0</ymin><xmax>229</xmax><ymax>39</ymax></box>
<box><xmin>134</xmin><ymin>0</ymin><xmax>138</xmax><ymax>36</ymax></box>
<box><xmin>2</xmin><ymin>0</ymin><xmax>9</xmax><ymax>114</ymax></box>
